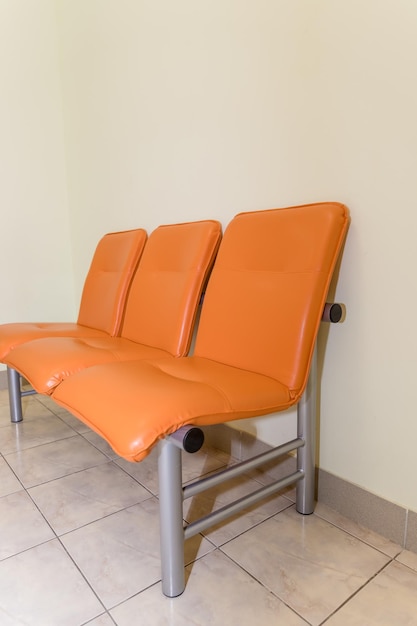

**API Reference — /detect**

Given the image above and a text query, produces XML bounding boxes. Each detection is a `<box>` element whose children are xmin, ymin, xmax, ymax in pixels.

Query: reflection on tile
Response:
<box><xmin>183</xmin><ymin>472</ymin><xmax>292</xmax><ymax>546</ymax></box>
<box><xmin>0</xmin><ymin>396</ymin><xmax>54</xmax><ymax>427</ymax></box>
<box><xmin>5</xmin><ymin>434</ymin><xmax>109</xmax><ymax>487</ymax></box>
<box><xmin>315</xmin><ymin>502</ymin><xmax>402</xmax><ymax>558</ymax></box>
<box><xmin>326</xmin><ymin>561</ymin><xmax>417</xmax><ymax>625</ymax></box>
<box><xmin>29</xmin><ymin>462</ymin><xmax>152</xmax><ymax>534</ymax></box>
<box><xmin>0</xmin><ymin>389</ymin><xmax>9</xmax><ymax>406</ymax></box>
<box><xmin>111</xmin><ymin>550</ymin><xmax>307</xmax><ymax>626</ymax></box>
<box><xmin>0</xmin><ymin>490</ymin><xmax>55</xmax><ymax>559</ymax></box>
<box><xmin>0</xmin><ymin>456</ymin><xmax>23</xmax><ymax>496</ymax></box>
<box><xmin>244</xmin><ymin>452</ymin><xmax>297</xmax><ymax>501</ymax></box>
<box><xmin>223</xmin><ymin>507</ymin><xmax>390</xmax><ymax>626</ymax></box>
<box><xmin>0</xmin><ymin>414</ymin><xmax>76</xmax><ymax>454</ymax></box>
<box><xmin>0</xmin><ymin>405</ymin><xmax>12</xmax><ymax>425</ymax></box>
<box><xmin>0</xmin><ymin>540</ymin><xmax>103</xmax><ymax>625</ymax></box>
<box><xmin>61</xmin><ymin>498</ymin><xmax>214</xmax><ymax>609</ymax></box>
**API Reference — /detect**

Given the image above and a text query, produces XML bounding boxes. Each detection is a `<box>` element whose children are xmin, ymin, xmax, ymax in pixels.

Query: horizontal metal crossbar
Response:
<box><xmin>21</xmin><ymin>388</ymin><xmax>36</xmax><ymax>397</ymax></box>
<box><xmin>184</xmin><ymin>469</ymin><xmax>303</xmax><ymax>540</ymax></box>
<box><xmin>158</xmin><ymin>342</ymin><xmax>319</xmax><ymax>597</ymax></box>
<box><xmin>183</xmin><ymin>437</ymin><xmax>303</xmax><ymax>501</ymax></box>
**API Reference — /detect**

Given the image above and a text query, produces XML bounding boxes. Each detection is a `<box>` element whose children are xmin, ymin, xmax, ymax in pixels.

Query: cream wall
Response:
<box><xmin>0</xmin><ymin>0</ymin><xmax>75</xmax><ymax>339</ymax></box>
<box><xmin>2</xmin><ymin>1</ymin><xmax>417</xmax><ymax>512</ymax></box>
<box><xmin>55</xmin><ymin>0</ymin><xmax>315</xmax><ymax>447</ymax></box>
<box><xmin>309</xmin><ymin>1</ymin><xmax>417</xmax><ymax>511</ymax></box>
<box><xmin>55</xmin><ymin>0</ymin><xmax>322</xmax><ymax>294</ymax></box>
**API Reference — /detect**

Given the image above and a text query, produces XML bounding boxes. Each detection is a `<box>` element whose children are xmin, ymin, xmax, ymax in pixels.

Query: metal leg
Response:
<box><xmin>7</xmin><ymin>367</ymin><xmax>23</xmax><ymax>423</ymax></box>
<box><xmin>158</xmin><ymin>438</ymin><xmax>185</xmax><ymax>597</ymax></box>
<box><xmin>296</xmin><ymin>344</ymin><xmax>317</xmax><ymax>514</ymax></box>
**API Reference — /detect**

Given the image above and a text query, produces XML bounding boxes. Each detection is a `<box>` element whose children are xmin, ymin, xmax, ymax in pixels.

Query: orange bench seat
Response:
<box><xmin>50</xmin><ymin>202</ymin><xmax>350</xmax><ymax>598</ymax></box>
<box><xmin>0</xmin><ymin>227</ymin><xmax>147</xmax><ymax>361</ymax></box>
<box><xmin>52</xmin><ymin>202</ymin><xmax>349</xmax><ymax>463</ymax></box>
<box><xmin>4</xmin><ymin>219</ymin><xmax>221</xmax><ymax>395</ymax></box>
<box><xmin>52</xmin><ymin>356</ymin><xmax>292</xmax><ymax>462</ymax></box>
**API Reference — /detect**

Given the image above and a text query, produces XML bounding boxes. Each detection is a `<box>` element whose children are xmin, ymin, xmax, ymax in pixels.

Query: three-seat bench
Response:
<box><xmin>0</xmin><ymin>202</ymin><xmax>350</xmax><ymax>597</ymax></box>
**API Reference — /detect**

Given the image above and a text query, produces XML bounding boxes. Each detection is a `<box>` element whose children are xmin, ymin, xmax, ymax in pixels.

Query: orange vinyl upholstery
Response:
<box><xmin>4</xmin><ymin>220</ymin><xmax>222</xmax><ymax>394</ymax></box>
<box><xmin>0</xmin><ymin>228</ymin><xmax>147</xmax><ymax>361</ymax></box>
<box><xmin>51</xmin><ymin>202</ymin><xmax>350</xmax><ymax>462</ymax></box>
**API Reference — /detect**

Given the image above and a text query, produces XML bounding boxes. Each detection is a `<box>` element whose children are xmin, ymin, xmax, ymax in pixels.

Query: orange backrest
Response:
<box><xmin>76</xmin><ymin>228</ymin><xmax>147</xmax><ymax>335</ymax></box>
<box><xmin>194</xmin><ymin>203</ymin><xmax>349</xmax><ymax>398</ymax></box>
<box><xmin>121</xmin><ymin>220</ymin><xmax>222</xmax><ymax>356</ymax></box>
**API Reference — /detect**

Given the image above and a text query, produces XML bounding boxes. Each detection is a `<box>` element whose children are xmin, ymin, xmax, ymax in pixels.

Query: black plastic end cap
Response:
<box><xmin>183</xmin><ymin>428</ymin><xmax>205</xmax><ymax>453</ymax></box>
<box><xmin>329</xmin><ymin>303</ymin><xmax>343</xmax><ymax>323</ymax></box>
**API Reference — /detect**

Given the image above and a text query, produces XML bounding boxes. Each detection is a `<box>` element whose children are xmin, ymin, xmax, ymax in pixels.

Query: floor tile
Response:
<box><xmin>396</xmin><ymin>548</ymin><xmax>417</xmax><ymax>572</ymax></box>
<box><xmin>222</xmin><ymin>506</ymin><xmax>390</xmax><ymax>625</ymax></box>
<box><xmin>1</xmin><ymin>391</ymin><xmax>417</xmax><ymax>624</ymax></box>
<box><xmin>0</xmin><ymin>539</ymin><xmax>103</xmax><ymax>625</ymax></box>
<box><xmin>0</xmin><ymin>389</ymin><xmax>9</xmax><ymax>405</ymax></box>
<box><xmin>183</xmin><ymin>471</ymin><xmax>293</xmax><ymax>546</ymax></box>
<box><xmin>245</xmin><ymin>452</ymin><xmax>298</xmax><ymax>500</ymax></box>
<box><xmin>84</xmin><ymin>614</ymin><xmax>115</xmax><ymax>626</ymax></box>
<box><xmin>61</xmin><ymin>498</ymin><xmax>215</xmax><ymax>609</ymax></box>
<box><xmin>0</xmin><ymin>490</ymin><xmax>55</xmax><ymax>559</ymax></box>
<box><xmin>82</xmin><ymin>429</ymin><xmax>120</xmax><ymax>458</ymax></box>
<box><xmin>0</xmin><ymin>414</ymin><xmax>76</xmax><ymax>454</ymax></box>
<box><xmin>36</xmin><ymin>393</ymin><xmax>63</xmax><ymax>411</ymax></box>
<box><xmin>325</xmin><ymin>560</ymin><xmax>417</xmax><ymax>625</ymax></box>
<box><xmin>55</xmin><ymin>407</ymin><xmax>93</xmax><ymax>433</ymax></box>
<box><xmin>315</xmin><ymin>501</ymin><xmax>402</xmax><ymax>558</ymax></box>
<box><xmin>0</xmin><ymin>456</ymin><xmax>23</xmax><ymax>496</ymax></box>
<box><xmin>114</xmin><ymin>453</ymin><xmax>160</xmax><ymax>494</ymax></box>
<box><xmin>0</xmin><ymin>395</ymin><xmax>53</xmax><ymax>426</ymax></box>
<box><xmin>318</xmin><ymin>468</ymin><xmax>408</xmax><ymax>547</ymax></box>
<box><xmin>115</xmin><ymin>444</ymin><xmax>231</xmax><ymax>495</ymax></box>
<box><xmin>28</xmin><ymin>462</ymin><xmax>153</xmax><ymax>534</ymax></box>
<box><xmin>37</xmin><ymin>393</ymin><xmax>94</xmax><ymax>431</ymax></box>
<box><xmin>0</xmin><ymin>404</ymin><xmax>12</xmax><ymax>425</ymax></box>
<box><xmin>5</xmin><ymin>434</ymin><xmax>109</xmax><ymax>487</ymax></box>
<box><xmin>110</xmin><ymin>550</ymin><xmax>307</xmax><ymax>626</ymax></box>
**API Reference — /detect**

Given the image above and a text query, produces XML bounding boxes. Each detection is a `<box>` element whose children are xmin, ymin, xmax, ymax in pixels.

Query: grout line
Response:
<box><xmin>319</xmin><ymin>558</ymin><xmax>396</xmax><ymax>625</ymax></box>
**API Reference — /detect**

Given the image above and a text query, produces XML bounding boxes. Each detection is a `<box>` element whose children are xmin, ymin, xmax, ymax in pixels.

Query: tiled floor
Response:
<box><xmin>1</xmin><ymin>389</ymin><xmax>417</xmax><ymax>625</ymax></box>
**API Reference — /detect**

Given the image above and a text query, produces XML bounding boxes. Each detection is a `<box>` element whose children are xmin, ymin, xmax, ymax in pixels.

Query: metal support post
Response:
<box><xmin>158</xmin><ymin>438</ymin><xmax>186</xmax><ymax>597</ymax></box>
<box><xmin>7</xmin><ymin>367</ymin><xmax>23</xmax><ymax>423</ymax></box>
<box><xmin>296</xmin><ymin>344</ymin><xmax>317</xmax><ymax>514</ymax></box>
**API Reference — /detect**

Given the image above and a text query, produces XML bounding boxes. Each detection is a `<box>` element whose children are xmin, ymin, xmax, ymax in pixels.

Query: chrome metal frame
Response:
<box><xmin>158</xmin><ymin>344</ymin><xmax>318</xmax><ymax>597</ymax></box>
<box><xmin>7</xmin><ymin>366</ymin><xmax>36</xmax><ymax>423</ymax></box>
<box><xmin>6</xmin><ymin>303</ymin><xmax>342</xmax><ymax>598</ymax></box>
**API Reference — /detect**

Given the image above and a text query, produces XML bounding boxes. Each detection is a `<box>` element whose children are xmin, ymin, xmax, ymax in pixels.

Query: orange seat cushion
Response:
<box><xmin>52</xmin><ymin>356</ymin><xmax>292</xmax><ymax>462</ymax></box>
<box><xmin>52</xmin><ymin>203</ymin><xmax>350</xmax><ymax>462</ymax></box>
<box><xmin>5</xmin><ymin>336</ymin><xmax>172</xmax><ymax>394</ymax></box>
<box><xmin>0</xmin><ymin>323</ymin><xmax>108</xmax><ymax>362</ymax></box>
<box><xmin>0</xmin><ymin>228</ymin><xmax>147</xmax><ymax>361</ymax></box>
<box><xmin>76</xmin><ymin>228</ymin><xmax>148</xmax><ymax>335</ymax></box>
<box><xmin>4</xmin><ymin>220</ymin><xmax>221</xmax><ymax>394</ymax></box>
